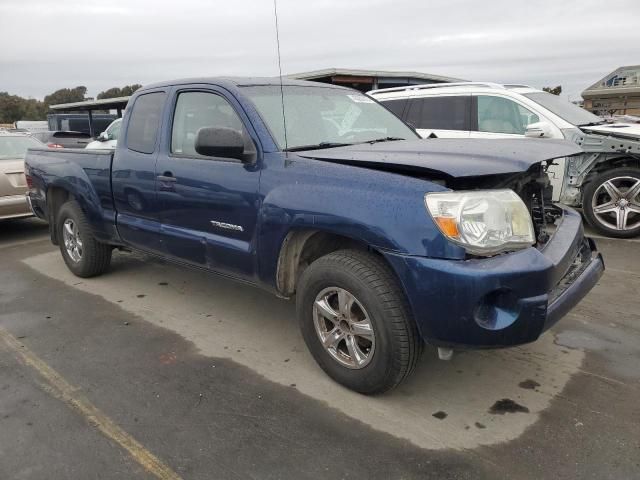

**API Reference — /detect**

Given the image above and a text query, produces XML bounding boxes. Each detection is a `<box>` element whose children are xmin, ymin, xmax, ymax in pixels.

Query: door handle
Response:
<box><xmin>157</xmin><ymin>172</ymin><xmax>177</xmax><ymax>182</ymax></box>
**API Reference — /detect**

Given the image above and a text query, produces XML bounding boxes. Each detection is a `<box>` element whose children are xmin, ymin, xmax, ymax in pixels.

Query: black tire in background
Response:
<box><xmin>56</xmin><ymin>200</ymin><xmax>112</xmax><ymax>277</ymax></box>
<box><xmin>583</xmin><ymin>167</ymin><xmax>640</xmax><ymax>238</ymax></box>
<box><xmin>296</xmin><ymin>249</ymin><xmax>422</xmax><ymax>394</ymax></box>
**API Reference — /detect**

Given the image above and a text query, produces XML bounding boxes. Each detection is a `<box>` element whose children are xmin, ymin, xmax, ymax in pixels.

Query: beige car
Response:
<box><xmin>0</xmin><ymin>131</ymin><xmax>44</xmax><ymax>220</ymax></box>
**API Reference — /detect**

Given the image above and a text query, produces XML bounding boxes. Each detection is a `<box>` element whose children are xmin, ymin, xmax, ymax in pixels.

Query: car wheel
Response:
<box><xmin>296</xmin><ymin>249</ymin><xmax>422</xmax><ymax>394</ymax></box>
<box><xmin>583</xmin><ymin>167</ymin><xmax>640</xmax><ymax>238</ymax></box>
<box><xmin>57</xmin><ymin>200</ymin><xmax>112</xmax><ymax>277</ymax></box>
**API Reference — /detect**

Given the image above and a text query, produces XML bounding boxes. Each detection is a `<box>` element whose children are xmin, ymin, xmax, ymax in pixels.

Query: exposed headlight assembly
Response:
<box><xmin>425</xmin><ymin>189</ymin><xmax>535</xmax><ymax>256</ymax></box>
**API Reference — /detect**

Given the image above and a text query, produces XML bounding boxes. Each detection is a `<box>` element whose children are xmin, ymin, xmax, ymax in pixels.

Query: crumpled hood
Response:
<box><xmin>581</xmin><ymin>122</ymin><xmax>640</xmax><ymax>140</ymax></box>
<box><xmin>297</xmin><ymin>138</ymin><xmax>583</xmax><ymax>178</ymax></box>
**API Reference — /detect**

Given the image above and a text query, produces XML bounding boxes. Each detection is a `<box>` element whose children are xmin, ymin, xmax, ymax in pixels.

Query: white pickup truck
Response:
<box><xmin>369</xmin><ymin>82</ymin><xmax>640</xmax><ymax>238</ymax></box>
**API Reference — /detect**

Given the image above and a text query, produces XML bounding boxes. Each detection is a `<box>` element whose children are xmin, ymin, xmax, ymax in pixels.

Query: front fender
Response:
<box><xmin>256</xmin><ymin>153</ymin><xmax>465</xmax><ymax>288</ymax></box>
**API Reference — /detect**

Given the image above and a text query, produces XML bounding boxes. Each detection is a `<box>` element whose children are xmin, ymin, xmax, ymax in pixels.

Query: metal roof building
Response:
<box><xmin>287</xmin><ymin>68</ymin><xmax>465</xmax><ymax>92</ymax></box>
<box><xmin>49</xmin><ymin>97</ymin><xmax>130</xmax><ymax>136</ymax></box>
<box><xmin>582</xmin><ymin>65</ymin><xmax>640</xmax><ymax>116</ymax></box>
<box><xmin>49</xmin><ymin>96</ymin><xmax>130</xmax><ymax>114</ymax></box>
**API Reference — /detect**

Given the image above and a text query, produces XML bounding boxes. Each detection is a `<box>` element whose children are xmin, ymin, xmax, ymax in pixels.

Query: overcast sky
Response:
<box><xmin>1</xmin><ymin>0</ymin><xmax>638</xmax><ymax>101</ymax></box>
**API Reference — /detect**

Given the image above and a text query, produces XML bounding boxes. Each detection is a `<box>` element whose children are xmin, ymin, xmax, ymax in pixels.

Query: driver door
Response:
<box><xmin>154</xmin><ymin>87</ymin><xmax>261</xmax><ymax>280</ymax></box>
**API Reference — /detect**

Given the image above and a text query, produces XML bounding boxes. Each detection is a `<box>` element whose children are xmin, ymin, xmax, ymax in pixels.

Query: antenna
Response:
<box><xmin>273</xmin><ymin>0</ymin><xmax>288</xmax><ymax>153</ymax></box>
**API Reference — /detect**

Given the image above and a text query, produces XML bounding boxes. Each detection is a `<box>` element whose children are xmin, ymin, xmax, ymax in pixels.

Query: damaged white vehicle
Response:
<box><xmin>370</xmin><ymin>83</ymin><xmax>640</xmax><ymax>238</ymax></box>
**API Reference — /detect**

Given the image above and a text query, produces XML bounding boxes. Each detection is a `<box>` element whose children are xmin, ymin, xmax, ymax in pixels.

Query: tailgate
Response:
<box><xmin>0</xmin><ymin>159</ymin><xmax>27</xmax><ymax>196</ymax></box>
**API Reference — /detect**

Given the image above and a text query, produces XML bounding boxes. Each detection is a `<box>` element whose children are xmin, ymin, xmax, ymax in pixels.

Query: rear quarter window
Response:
<box><xmin>405</xmin><ymin>95</ymin><xmax>471</xmax><ymax>131</ymax></box>
<box><xmin>126</xmin><ymin>92</ymin><xmax>166</xmax><ymax>154</ymax></box>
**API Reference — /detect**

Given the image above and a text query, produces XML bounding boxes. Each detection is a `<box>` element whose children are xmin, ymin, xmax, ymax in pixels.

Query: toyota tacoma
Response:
<box><xmin>25</xmin><ymin>77</ymin><xmax>604</xmax><ymax>394</ymax></box>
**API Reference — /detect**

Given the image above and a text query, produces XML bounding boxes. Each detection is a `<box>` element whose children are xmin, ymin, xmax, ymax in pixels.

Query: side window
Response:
<box><xmin>126</xmin><ymin>92</ymin><xmax>166</xmax><ymax>154</ymax></box>
<box><xmin>405</xmin><ymin>96</ymin><xmax>470</xmax><ymax>131</ymax></box>
<box><xmin>107</xmin><ymin>120</ymin><xmax>121</xmax><ymax>140</ymax></box>
<box><xmin>477</xmin><ymin>95</ymin><xmax>539</xmax><ymax>135</ymax></box>
<box><xmin>380</xmin><ymin>99</ymin><xmax>407</xmax><ymax>119</ymax></box>
<box><xmin>171</xmin><ymin>91</ymin><xmax>245</xmax><ymax>156</ymax></box>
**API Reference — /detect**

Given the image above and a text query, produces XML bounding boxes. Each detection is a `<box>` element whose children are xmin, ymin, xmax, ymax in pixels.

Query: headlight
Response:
<box><xmin>424</xmin><ymin>189</ymin><xmax>535</xmax><ymax>255</ymax></box>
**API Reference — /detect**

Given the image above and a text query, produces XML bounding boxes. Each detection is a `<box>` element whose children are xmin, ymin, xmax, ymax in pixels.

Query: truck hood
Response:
<box><xmin>581</xmin><ymin>123</ymin><xmax>640</xmax><ymax>140</ymax></box>
<box><xmin>297</xmin><ymin>138</ymin><xmax>583</xmax><ymax>178</ymax></box>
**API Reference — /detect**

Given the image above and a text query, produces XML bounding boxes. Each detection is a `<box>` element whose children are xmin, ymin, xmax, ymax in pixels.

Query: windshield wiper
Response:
<box><xmin>361</xmin><ymin>136</ymin><xmax>406</xmax><ymax>144</ymax></box>
<box><xmin>284</xmin><ymin>142</ymin><xmax>352</xmax><ymax>152</ymax></box>
<box><xmin>578</xmin><ymin>121</ymin><xmax>606</xmax><ymax>127</ymax></box>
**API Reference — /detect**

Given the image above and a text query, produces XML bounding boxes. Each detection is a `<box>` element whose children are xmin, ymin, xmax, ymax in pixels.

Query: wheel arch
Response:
<box><xmin>45</xmin><ymin>175</ymin><xmax>120</xmax><ymax>246</ymax></box>
<box><xmin>583</xmin><ymin>154</ymin><xmax>640</xmax><ymax>186</ymax></box>
<box><xmin>275</xmin><ymin>228</ymin><xmax>388</xmax><ymax>297</ymax></box>
<box><xmin>46</xmin><ymin>186</ymin><xmax>72</xmax><ymax>245</ymax></box>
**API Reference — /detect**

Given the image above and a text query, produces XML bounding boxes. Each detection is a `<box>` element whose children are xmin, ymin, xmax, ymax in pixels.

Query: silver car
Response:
<box><xmin>0</xmin><ymin>131</ymin><xmax>44</xmax><ymax>220</ymax></box>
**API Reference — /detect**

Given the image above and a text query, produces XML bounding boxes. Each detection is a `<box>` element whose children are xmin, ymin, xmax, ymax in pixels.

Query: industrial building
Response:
<box><xmin>582</xmin><ymin>65</ymin><xmax>640</xmax><ymax>116</ymax></box>
<box><xmin>287</xmin><ymin>68</ymin><xmax>464</xmax><ymax>92</ymax></box>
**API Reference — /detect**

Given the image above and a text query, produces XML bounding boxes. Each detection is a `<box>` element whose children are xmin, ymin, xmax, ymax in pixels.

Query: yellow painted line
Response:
<box><xmin>0</xmin><ymin>327</ymin><xmax>183</xmax><ymax>480</ymax></box>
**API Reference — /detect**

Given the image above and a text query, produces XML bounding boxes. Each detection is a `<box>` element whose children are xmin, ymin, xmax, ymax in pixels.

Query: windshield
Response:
<box><xmin>0</xmin><ymin>135</ymin><xmax>42</xmax><ymax>160</ymax></box>
<box><xmin>242</xmin><ymin>85</ymin><xmax>418</xmax><ymax>150</ymax></box>
<box><xmin>523</xmin><ymin>91</ymin><xmax>602</xmax><ymax>126</ymax></box>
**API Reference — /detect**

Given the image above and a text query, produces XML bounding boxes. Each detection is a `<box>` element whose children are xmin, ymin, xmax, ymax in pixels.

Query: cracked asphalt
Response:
<box><xmin>0</xmin><ymin>218</ymin><xmax>638</xmax><ymax>479</ymax></box>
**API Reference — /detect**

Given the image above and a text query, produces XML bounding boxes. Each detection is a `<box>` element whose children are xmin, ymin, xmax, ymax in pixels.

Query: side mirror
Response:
<box><xmin>525</xmin><ymin>121</ymin><xmax>553</xmax><ymax>138</ymax></box>
<box><xmin>195</xmin><ymin>127</ymin><xmax>245</xmax><ymax>160</ymax></box>
<box><xmin>98</xmin><ymin>131</ymin><xmax>109</xmax><ymax>141</ymax></box>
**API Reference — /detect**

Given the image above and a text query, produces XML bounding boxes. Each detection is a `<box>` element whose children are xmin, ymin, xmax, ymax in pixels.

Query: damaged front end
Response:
<box><xmin>435</xmin><ymin>160</ymin><xmax>562</xmax><ymax>251</ymax></box>
<box><xmin>383</xmin><ymin>160</ymin><xmax>604</xmax><ymax>348</ymax></box>
<box><xmin>299</xmin><ymin>137</ymin><xmax>584</xmax><ymax>251</ymax></box>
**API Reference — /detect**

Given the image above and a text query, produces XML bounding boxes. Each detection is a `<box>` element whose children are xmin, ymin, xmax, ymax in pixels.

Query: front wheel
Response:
<box><xmin>583</xmin><ymin>167</ymin><xmax>640</xmax><ymax>238</ymax></box>
<box><xmin>57</xmin><ymin>200</ymin><xmax>112</xmax><ymax>277</ymax></box>
<box><xmin>296</xmin><ymin>249</ymin><xmax>422</xmax><ymax>394</ymax></box>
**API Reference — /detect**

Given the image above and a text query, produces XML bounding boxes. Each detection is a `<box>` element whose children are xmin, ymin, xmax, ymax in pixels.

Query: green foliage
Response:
<box><xmin>0</xmin><ymin>84</ymin><xmax>140</xmax><ymax>123</ymax></box>
<box><xmin>0</xmin><ymin>92</ymin><xmax>47</xmax><ymax>123</ymax></box>
<box><xmin>43</xmin><ymin>86</ymin><xmax>87</xmax><ymax>107</ymax></box>
<box><xmin>97</xmin><ymin>84</ymin><xmax>142</xmax><ymax>100</ymax></box>
<box><xmin>542</xmin><ymin>85</ymin><xmax>562</xmax><ymax>96</ymax></box>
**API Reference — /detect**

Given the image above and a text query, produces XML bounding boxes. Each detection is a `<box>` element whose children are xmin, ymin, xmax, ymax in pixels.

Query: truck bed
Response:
<box><xmin>25</xmin><ymin>148</ymin><xmax>117</xmax><ymax>242</ymax></box>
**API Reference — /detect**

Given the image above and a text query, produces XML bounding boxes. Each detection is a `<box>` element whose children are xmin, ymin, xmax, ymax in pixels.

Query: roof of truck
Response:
<box><xmin>141</xmin><ymin>76</ymin><xmax>348</xmax><ymax>91</ymax></box>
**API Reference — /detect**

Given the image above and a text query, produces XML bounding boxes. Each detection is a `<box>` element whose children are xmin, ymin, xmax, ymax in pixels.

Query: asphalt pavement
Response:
<box><xmin>0</xmin><ymin>218</ymin><xmax>638</xmax><ymax>479</ymax></box>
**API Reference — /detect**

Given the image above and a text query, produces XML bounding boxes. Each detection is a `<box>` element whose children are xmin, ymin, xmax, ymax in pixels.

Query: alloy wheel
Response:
<box><xmin>62</xmin><ymin>218</ymin><xmax>83</xmax><ymax>263</ymax></box>
<box><xmin>312</xmin><ymin>287</ymin><xmax>376</xmax><ymax>369</ymax></box>
<box><xmin>591</xmin><ymin>176</ymin><xmax>640</xmax><ymax>231</ymax></box>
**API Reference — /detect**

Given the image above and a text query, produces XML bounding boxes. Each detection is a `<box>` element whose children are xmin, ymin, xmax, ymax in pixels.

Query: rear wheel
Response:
<box><xmin>583</xmin><ymin>167</ymin><xmax>640</xmax><ymax>238</ymax></box>
<box><xmin>296</xmin><ymin>249</ymin><xmax>422</xmax><ymax>394</ymax></box>
<box><xmin>57</xmin><ymin>200</ymin><xmax>112</xmax><ymax>277</ymax></box>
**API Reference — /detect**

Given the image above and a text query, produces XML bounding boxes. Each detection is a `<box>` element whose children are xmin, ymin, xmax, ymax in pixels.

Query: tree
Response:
<box><xmin>0</xmin><ymin>92</ymin><xmax>25</xmax><ymax>123</ymax></box>
<box><xmin>21</xmin><ymin>98</ymin><xmax>47</xmax><ymax>120</ymax></box>
<box><xmin>0</xmin><ymin>84</ymin><xmax>139</xmax><ymax>123</ymax></box>
<box><xmin>97</xmin><ymin>84</ymin><xmax>142</xmax><ymax>99</ymax></box>
<box><xmin>542</xmin><ymin>85</ymin><xmax>562</xmax><ymax>96</ymax></box>
<box><xmin>43</xmin><ymin>86</ymin><xmax>87</xmax><ymax>108</ymax></box>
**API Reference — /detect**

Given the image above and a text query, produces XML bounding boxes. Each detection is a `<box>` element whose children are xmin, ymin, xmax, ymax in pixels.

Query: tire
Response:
<box><xmin>56</xmin><ymin>200</ymin><xmax>112</xmax><ymax>277</ymax></box>
<box><xmin>583</xmin><ymin>167</ymin><xmax>640</xmax><ymax>238</ymax></box>
<box><xmin>296</xmin><ymin>249</ymin><xmax>422</xmax><ymax>394</ymax></box>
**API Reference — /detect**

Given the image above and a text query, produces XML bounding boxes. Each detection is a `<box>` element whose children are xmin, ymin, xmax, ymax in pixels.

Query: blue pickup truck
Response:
<box><xmin>25</xmin><ymin>77</ymin><xmax>604</xmax><ymax>394</ymax></box>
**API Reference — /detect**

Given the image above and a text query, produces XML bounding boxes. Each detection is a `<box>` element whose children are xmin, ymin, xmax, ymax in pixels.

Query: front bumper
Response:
<box><xmin>0</xmin><ymin>194</ymin><xmax>32</xmax><ymax>220</ymax></box>
<box><xmin>384</xmin><ymin>207</ymin><xmax>604</xmax><ymax>348</ymax></box>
